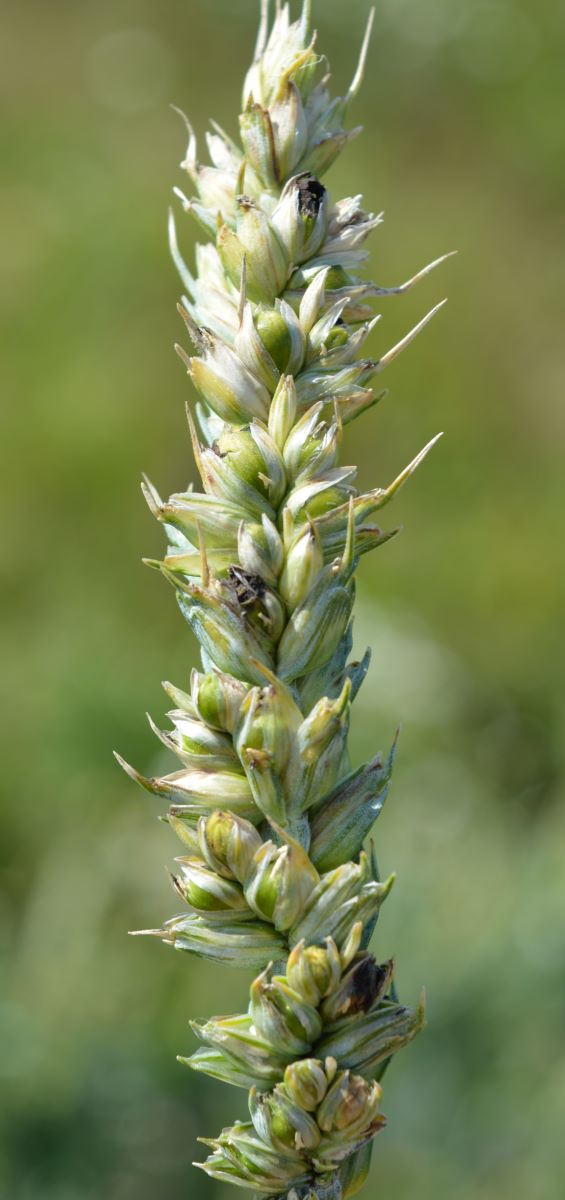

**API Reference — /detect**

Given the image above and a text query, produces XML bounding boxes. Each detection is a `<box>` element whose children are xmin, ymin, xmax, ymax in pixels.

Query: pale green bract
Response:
<box><xmin>119</xmin><ymin>3</ymin><xmax>450</xmax><ymax>1197</ymax></box>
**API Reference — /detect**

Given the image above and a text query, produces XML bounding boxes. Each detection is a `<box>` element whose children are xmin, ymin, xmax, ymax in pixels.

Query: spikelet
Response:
<box><xmin>120</xmin><ymin>4</ymin><xmax>451</xmax><ymax>1197</ymax></box>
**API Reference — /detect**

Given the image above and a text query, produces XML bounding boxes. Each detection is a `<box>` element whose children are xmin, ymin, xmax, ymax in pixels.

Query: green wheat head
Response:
<box><xmin>118</xmin><ymin>4</ymin><xmax>451</xmax><ymax>1197</ymax></box>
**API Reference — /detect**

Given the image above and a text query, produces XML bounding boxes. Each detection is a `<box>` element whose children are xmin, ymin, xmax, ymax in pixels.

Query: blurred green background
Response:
<box><xmin>1</xmin><ymin>0</ymin><xmax>564</xmax><ymax>1197</ymax></box>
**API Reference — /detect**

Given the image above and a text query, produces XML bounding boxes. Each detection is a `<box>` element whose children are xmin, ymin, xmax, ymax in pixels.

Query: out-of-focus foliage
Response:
<box><xmin>1</xmin><ymin>1</ymin><xmax>563</xmax><ymax>1198</ymax></box>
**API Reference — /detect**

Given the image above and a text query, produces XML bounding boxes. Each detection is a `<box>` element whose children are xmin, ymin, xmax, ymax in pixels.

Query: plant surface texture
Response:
<box><xmin>118</xmin><ymin>4</ymin><xmax>449</xmax><ymax>1197</ymax></box>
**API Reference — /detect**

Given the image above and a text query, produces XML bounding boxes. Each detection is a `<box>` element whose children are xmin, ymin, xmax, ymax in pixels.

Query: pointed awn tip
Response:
<box><xmin>128</xmin><ymin>927</ymin><xmax>164</xmax><ymax>938</ymax></box>
<box><xmin>175</xmin><ymin>343</ymin><xmax>192</xmax><ymax>371</ymax></box>
<box><xmin>254</xmin><ymin>0</ymin><xmax>270</xmax><ymax>62</ymax></box>
<box><xmin>347</xmin><ymin>7</ymin><xmax>376</xmax><ymax>105</ymax></box>
<box><xmin>168</xmin><ymin>207</ymin><xmax>194</xmax><ymax>294</ymax></box>
<box><xmin>374</xmin><ymin>252</ymin><xmax>456</xmax><ymax>297</ymax></box>
<box><xmin>377</xmin><ymin>300</ymin><xmax>447</xmax><ymax>372</ymax></box>
<box><xmin>381</xmin><ymin>433</ymin><xmax>444</xmax><ymax>506</ymax></box>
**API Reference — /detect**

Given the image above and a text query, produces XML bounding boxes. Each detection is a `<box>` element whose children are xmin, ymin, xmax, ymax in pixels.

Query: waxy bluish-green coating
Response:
<box><xmin>120</xmin><ymin>3</ymin><xmax>450</xmax><ymax>1198</ymax></box>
